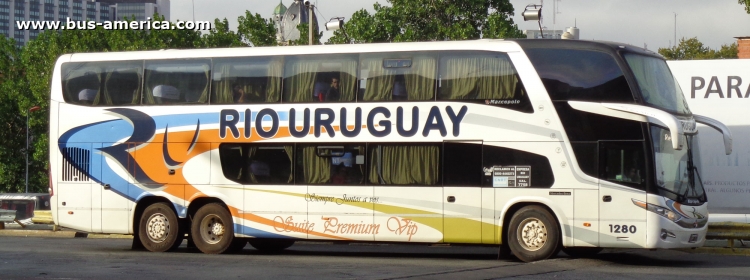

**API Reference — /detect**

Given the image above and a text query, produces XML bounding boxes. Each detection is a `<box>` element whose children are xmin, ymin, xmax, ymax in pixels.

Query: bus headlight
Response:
<box><xmin>632</xmin><ymin>199</ymin><xmax>682</xmax><ymax>223</ymax></box>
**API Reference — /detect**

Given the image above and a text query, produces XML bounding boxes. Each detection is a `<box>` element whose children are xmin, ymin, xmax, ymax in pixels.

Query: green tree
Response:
<box><xmin>0</xmin><ymin>36</ymin><xmax>28</xmax><ymax>193</ymax></box>
<box><xmin>202</xmin><ymin>18</ymin><xmax>244</xmax><ymax>48</ymax></box>
<box><xmin>658</xmin><ymin>37</ymin><xmax>738</xmax><ymax>60</ymax></box>
<box><xmin>328</xmin><ymin>0</ymin><xmax>524</xmax><ymax>44</ymax></box>
<box><xmin>237</xmin><ymin>11</ymin><xmax>277</xmax><ymax>47</ymax></box>
<box><xmin>741</xmin><ymin>0</ymin><xmax>750</xmax><ymax>13</ymax></box>
<box><xmin>291</xmin><ymin>23</ymin><xmax>323</xmax><ymax>45</ymax></box>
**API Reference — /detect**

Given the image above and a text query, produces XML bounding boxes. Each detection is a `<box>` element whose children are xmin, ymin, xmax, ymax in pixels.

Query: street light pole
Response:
<box><xmin>308</xmin><ymin>3</ymin><xmax>314</xmax><ymax>45</ymax></box>
<box><xmin>25</xmin><ymin>106</ymin><xmax>41</xmax><ymax>193</ymax></box>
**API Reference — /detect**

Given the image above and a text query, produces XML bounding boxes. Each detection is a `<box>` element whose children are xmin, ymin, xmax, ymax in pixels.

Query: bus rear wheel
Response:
<box><xmin>138</xmin><ymin>202</ymin><xmax>183</xmax><ymax>252</ymax></box>
<box><xmin>248</xmin><ymin>239</ymin><xmax>295</xmax><ymax>253</ymax></box>
<box><xmin>191</xmin><ymin>203</ymin><xmax>237</xmax><ymax>254</ymax></box>
<box><xmin>508</xmin><ymin>205</ymin><xmax>561</xmax><ymax>262</ymax></box>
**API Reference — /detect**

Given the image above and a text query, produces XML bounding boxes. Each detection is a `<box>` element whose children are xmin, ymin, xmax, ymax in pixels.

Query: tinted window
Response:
<box><xmin>283</xmin><ymin>55</ymin><xmax>358</xmax><ymax>103</ymax></box>
<box><xmin>368</xmin><ymin>144</ymin><xmax>440</xmax><ymax>185</ymax></box>
<box><xmin>62</xmin><ymin>61</ymin><xmax>143</xmax><ymax>106</ymax></box>
<box><xmin>554</xmin><ymin>102</ymin><xmax>644</xmax><ymax>141</ymax></box>
<box><xmin>525</xmin><ymin>48</ymin><xmax>634</xmax><ymax>103</ymax></box>
<box><xmin>211</xmin><ymin>57</ymin><xmax>281</xmax><ymax>104</ymax></box>
<box><xmin>360</xmin><ymin>53</ymin><xmax>436</xmax><ymax>101</ymax></box>
<box><xmin>600</xmin><ymin>141</ymin><xmax>646</xmax><ymax>190</ymax></box>
<box><xmin>438</xmin><ymin>51</ymin><xmax>532</xmax><ymax>113</ymax></box>
<box><xmin>443</xmin><ymin>142</ymin><xmax>483</xmax><ymax>186</ymax></box>
<box><xmin>296</xmin><ymin>144</ymin><xmax>365</xmax><ymax>185</ymax></box>
<box><xmin>624</xmin><ymin>54</ymin><xmax>691</xmax><ymax>115</ymax></box>
<box><xmin>144</xmin><ymin>59</ymin><xmax>210</xmax><ymax>105</ymax></box>
<box><xmin>219</xmin><ymin>144</ymin><xmax>293</xmax><ymax>185</ymax></box>
<box><xmin>571</xmin><ymin>142</ymin><xmax>598</xmax><ymax>177</ymax></box>
<box><xmin>482</xmin><ymin>144</ymin><xmax>554</xmax><ymax>188</ymax></box>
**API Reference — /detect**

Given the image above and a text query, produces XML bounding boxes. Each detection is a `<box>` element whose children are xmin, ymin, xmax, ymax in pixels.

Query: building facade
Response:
<box><xmin>272</xmin><ymin>0</ymin><xmax>318</xmax><ymax>45</ymax></box>
<box><xmin>1</xmin><ymin>0</ymin><xmax>169</xmax><ymax>46</ymax></box>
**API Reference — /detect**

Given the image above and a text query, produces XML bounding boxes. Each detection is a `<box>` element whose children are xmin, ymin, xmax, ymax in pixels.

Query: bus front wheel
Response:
<box><xmin>507</xmin><ymin>205</ymin><xmax>561</xmax><ymax>262</ymax></box>
<box><xmin>138</xmin><ymin>202</ymin><xmax>183</xmax><ymax>252</ymax></box>
<box><xmin>191</xmin><ymin>203</ymin><xmax>237</xmax><ymax>254</ymax></box>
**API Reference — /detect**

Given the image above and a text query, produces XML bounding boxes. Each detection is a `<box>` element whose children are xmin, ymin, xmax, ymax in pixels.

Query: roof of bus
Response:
<box><xmin>61</xmin><ymin>39</ymin><xmax>662</xmax><ymax>63</ymax></box>
<box><xmin>64</xmin><ymin>39</ymin><xmax>522</xmax><ymax>62</ymax></box>
<box><xmin>510</xmin><ymin>39</ymin><xmax>662</xmax><ymax>58</ymax></box>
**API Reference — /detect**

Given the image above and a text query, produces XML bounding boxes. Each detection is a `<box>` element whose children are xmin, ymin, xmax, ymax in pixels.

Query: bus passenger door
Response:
<box><xmin>96</xmin><ymin>142</ymin><xmax>131</xmax><ymax>234</ymax></box>
<box><xmin>598</xmin><ymin>141</ymin><xmax>647</xmax><ymax>248</ymax></box>
<box><xmin>57</xmin><ymin>143</ymin><xmax>93</xmax><ymax>232</ymax></box>
<box><xmin>443</xmin><ymin>142</ymin><xmax>485</xmax><ymax>244</ymax></box>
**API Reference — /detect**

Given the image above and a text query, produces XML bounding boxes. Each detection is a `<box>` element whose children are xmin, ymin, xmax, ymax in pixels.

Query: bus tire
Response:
<box><xmin>138</xmin><ymin>202</ymin><xmax>182</xmax><ymax>252</ymax></box>
<box><xmin>507</xmin><ymin>205</ymin><xmax>561</xmax><ymax>262</ymax></box>
<box><xmin>562</xmin><ymin>247</ymin><xmax>602</xmax><ymax>258</ymax></box>
<box><xmin>248</xmin><ymin>239</ymin><xmax>295</xmax><ymax>253</ymax></box>
<box><xmin>191</xmin><ymin>203</ymin><xmax>236</xmax><ymax>254</ymax></box>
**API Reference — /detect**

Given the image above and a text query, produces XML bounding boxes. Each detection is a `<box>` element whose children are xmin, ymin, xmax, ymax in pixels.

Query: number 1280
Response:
<box><xmin>609</xmin><ymin>224</ymin><xmax>637</xmax><ymax>233</ymax></box>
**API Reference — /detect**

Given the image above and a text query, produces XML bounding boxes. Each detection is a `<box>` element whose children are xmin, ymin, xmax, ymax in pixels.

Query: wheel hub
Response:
<box><xmin>201</xmin><ymin>214</ymin><xmax>226</xmax><ymax>245</ymax></box>
<box><xmin>146</xmin><ymin>213</ymin><xmax>170</xmax><ymax>243</ymax></box>
<box><xmin>518</xmin><ymin>218</ymin><xmax>547</xmax><ymax>251</ymax></box>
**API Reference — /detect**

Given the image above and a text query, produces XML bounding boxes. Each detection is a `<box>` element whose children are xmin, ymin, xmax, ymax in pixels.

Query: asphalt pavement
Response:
<box><xmin>2</xmin><ymin>222</ymin><xmax>750</xmax><ymax>255</ymax></box>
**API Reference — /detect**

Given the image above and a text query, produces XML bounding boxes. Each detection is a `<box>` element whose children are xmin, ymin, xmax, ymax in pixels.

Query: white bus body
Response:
<box><xmin>48</xmin><ymin>40</ymin><xmax>730</xmax><ymax>261</ymax></box>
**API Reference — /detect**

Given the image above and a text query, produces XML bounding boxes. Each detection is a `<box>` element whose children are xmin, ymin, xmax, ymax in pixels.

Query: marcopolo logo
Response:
<box><xmin>691</xmin><ymin>76</ymin><xmax>750</xmax><ymax>99</ymax></box>
<box><xmin>219</xmin><ymin>105</ymin><xmax>468</xmax><ymax>139</ymax></box>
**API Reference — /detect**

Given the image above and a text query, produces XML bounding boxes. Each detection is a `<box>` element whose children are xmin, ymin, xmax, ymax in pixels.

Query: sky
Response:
<box><xmin>171</xmin><ymin>0</ymin><xmax>750</xmax><ymax>51</ymax></box>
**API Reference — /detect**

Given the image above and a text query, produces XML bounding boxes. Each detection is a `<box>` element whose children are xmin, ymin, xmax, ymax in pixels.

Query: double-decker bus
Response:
<box><xmin>49</xmin><ymin>39</ymin><xmax>732</xmax><ymax>262</ymax></box>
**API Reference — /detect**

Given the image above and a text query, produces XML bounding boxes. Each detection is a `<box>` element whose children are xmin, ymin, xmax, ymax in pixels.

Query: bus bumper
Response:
<box><xmin>645</xmin><ymin>212</ymin><xmax>707</xmax><ymax>249</ymax></box>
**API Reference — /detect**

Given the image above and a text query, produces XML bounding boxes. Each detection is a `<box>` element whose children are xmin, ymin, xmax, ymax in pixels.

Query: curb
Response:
<box><xmin>679</xmin><ymin>246</ymin><xmax>750</xmax><ymax>256</ymax></box>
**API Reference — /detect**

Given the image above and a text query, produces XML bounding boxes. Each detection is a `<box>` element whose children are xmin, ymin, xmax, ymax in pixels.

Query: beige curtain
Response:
<box><xmin>338</xmin><ymin>59</ymin><xmax>358</xmax><ymax>102</ymax></box>
<box><xmin>213</xmin><ymin>64</ymin><xmax>234</xmax><ymax>104</ymax></box>
<box><xmin>143</xmin><ymin>69</ymin><xmax>157</xmax><ymax>105</ymax></box>
<box><xmin>104</xmin><ymin>69</ymin><xmax>142</xmax><ymax>105</ymax></box>
<box><xmin>477</xmin><ymin>56</ymin><xmax>518</xmax><ymax>99</ymax></box>
<box><xmin>404</xmin><ymin>55</ymin><xmax>436</xmax><ymax>100</ymax></box>
<box><xmin>195</xmin><ymin>65</ymin><xmax>210</xmax><ymax>103</ymax></box>
<box><xmin>439</xmin><ymin>56</ymin><xmax>480</xmax><ymax>100</ymax></box>
<box><xmin>131</xmin><ymin>69</ymin><xmax>143</xmax><ymax>105</ymax></box>
<box><xmin>93</xmin><ymin>71</ymin><xmax>112</xmax><ymax>106</ymax></box>
<box><xmin>266</xmin><ymin>59</ymin><xmax>283</xmax><ymax>102</ymax></box>
<box><xmin>362</xmin><ymin>57</ymin><xmax>395</xmax><ymax>101</ymax></box>
<box><xmin>369</xmin><ymin>145</ymin><xmax>439</xmax><ymax>185</ymax></box>
<box><xmin>284</xmin><ymin>60</ymin><xmax>318</xmax><ymax>102</ymax></box>
<box><xmin>302</xmin><ymin>146</ymin><xmax>331</xmax><ymax>184</ymax></box>
<box><xmin>284</xmin><ymin>145</ymin><xmax>294</xmax><ymax>183</ymax></box>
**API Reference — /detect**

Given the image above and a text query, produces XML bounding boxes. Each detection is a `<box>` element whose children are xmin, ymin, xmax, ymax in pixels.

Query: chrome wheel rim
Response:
<box><xmin>146</xmin><ymin>213</ymin><xmax>170</xmax><ymax>243</ymax></box>
<box><xmin>200</xmin><ymin>214</ymin><xmax>225</xmax><ymax>245</ymax></box>
<box><xmin>517</xmin><ymin>217</ymin><xmax>547</xmax><ymax>252</ymax></box>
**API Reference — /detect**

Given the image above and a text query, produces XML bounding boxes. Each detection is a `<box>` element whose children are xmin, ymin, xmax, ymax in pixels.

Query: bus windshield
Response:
<box><xmin>650</xmin><ymin>125</ymin><xmax>705</xmax><ymax>203</ymax></box>
<box><xmin>624</xmin><ymin>54</ymin><xmax>691</xmax><ymax>115</ymax></box>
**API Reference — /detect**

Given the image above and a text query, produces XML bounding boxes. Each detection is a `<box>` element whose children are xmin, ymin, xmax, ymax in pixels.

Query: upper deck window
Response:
<box><xmin>359</xmin><ymin>52</ymin><xmax>437</xmax><ymax>101</ymax></box>
<box><xmin>438</xmin><ymin>51</ymin><xmax>531</xmax><ymax>112</ymax></box>
<box><xmin>211</xmin><ymin>57</ymin><xmax>281</xmax><ymax>104</ymax></box>
<box><xmin>624</xmin><ymin>54</ymin><xmax>691</xmax><ymax>115</ymax></box>
<box><xmin>61</xmin><ymin>61</ymin><xmax>143</xmax><ymax>106</ymax></box>
<box><xmin>144</xmin><ymin>59</ymin><xmax>210</xmax><ymax>105</ymax></box>
<box><xmin>525</xmin><ymin>48</ymin><xmax>634</xmax><ymax>103</ymax></box>
<box><xmin>283</xmin><ymin>55</ymin><xmax>357</xmax><ymax>103</ymax></box>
